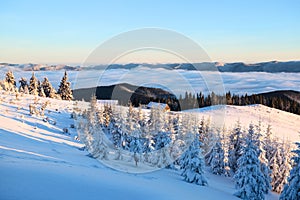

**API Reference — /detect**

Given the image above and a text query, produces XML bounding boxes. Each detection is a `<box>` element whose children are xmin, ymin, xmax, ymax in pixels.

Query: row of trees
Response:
<box><xmin>177</xmin><ymin>91</ymin><xmax>300</xmax><ymax>115</ymax></box>
<box><xmin>0</xmin><ymin>70</ymin><xmax>73</xmax><ymax>100</ymax></box>
<box><xmin>77</xmin><ymin>97</ymin><xmax>299</xmax><ymax>199</ymax></box>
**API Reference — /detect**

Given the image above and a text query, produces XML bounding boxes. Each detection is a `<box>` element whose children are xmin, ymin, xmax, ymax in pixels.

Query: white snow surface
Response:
<box><xmin>1</xmin><ymin>92</ymin><xmax>297</xmax><ymax>199</ymax></box>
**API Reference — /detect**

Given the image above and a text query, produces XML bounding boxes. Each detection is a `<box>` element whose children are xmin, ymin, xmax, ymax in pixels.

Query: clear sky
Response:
<box><xmin>1</xmin><ymin>0</ymin><xmax>299</xmax><ymax>64</ymax></box>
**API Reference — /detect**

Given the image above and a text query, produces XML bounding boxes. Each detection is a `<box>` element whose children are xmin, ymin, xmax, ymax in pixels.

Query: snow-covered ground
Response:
<box><xmin>187</xmin><ymin>104</ymin><xmax>300</xmax><ymax>143</ymax></box>
<box><xmin>0</xmin><ymin>91</ymin><xmax>293</xmax><ymax>199</ymax></box>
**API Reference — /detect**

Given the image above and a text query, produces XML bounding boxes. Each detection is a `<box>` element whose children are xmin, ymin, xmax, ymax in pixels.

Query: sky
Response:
<box><xmin>0</xmin><ymin>0</ymin><xmax>299</xmax><ymax>64</ymax></box>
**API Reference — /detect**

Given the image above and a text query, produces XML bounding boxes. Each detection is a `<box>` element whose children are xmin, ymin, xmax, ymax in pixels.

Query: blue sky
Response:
<box><xmin>1</xmin><ymin>0</ymin><xmax>299</xmax><ymax>64</ymax></box>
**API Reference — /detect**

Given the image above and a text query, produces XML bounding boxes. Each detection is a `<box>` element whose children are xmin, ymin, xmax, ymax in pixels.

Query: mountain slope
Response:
<box><xmin>0</xmin><ymin>92</ymin><xmax>292</xmax><ymax>200</ymax></box>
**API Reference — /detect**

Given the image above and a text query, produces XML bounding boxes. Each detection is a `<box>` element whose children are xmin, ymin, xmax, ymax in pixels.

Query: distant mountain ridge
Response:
<box><xmin>1</xmin><ymin>61</ymin><xmax>300</xmax><ymax>73</ymax></box>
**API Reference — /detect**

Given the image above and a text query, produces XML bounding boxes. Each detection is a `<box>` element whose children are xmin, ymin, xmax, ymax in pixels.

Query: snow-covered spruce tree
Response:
<box><xmin>270</xmin><ymin>140</ymin><xmax>291</xmax><ymax>193</ymax></box>
<box><xmin>269</xmin><ymin>140</ymin><xmax>282</xmax><ymax>193</ymax></box>
<box><xmin>110</xmin><ymin>107</ymin><xmax>122</xmax><ymax>148</ymax></box>
<box><xmin>264</xmin><ymin>124</ymin><xmax>274</xmax><ymax>165</ymax></box>
<box><xmin>255</xmin><ymin>121</ymin><xmax>271</xmax><ymax>194</ymax></box>
<box><xmin>234</xmin><ymin>124</ymin><xmax>266</xmax><ymax>200</ymax></box>
<box><xmin>122</xmin><ymin>103</ymin><xmax>136</xmax><ymax>151</ymax></box>
<box><xmin>198</xmin><ymin>117</ymin><xmax>214</xmax><ymax>156</ymax></box>
<box><xmin>85</xmin><ymin>94</ymin><xmax>108</xmax><ymax>160</ymax></box>
<box><xmin>181</xmin><ymin>133</ymin><xmax>208</xmax><ymax>186</ymax></box>
<box><xmin>5</xmin><ymin>71</ymin><xmax>16</xmax><ymax>91</ymax></box>
<box><xmin>206</xmin><ymin>131</ymin><xmax>226</xmax><ymax>175</ymax></box>
<box><xmin>221</xmin><ymin>125</ymin><xmax>231</xmax><ymax>176</ymax></box>
<box><xmin>19</xmin><ymin>77</ymin><xmax>28</xmax><ymax>93</ymax></box>
<box><xmin>168</xmin><ymin>114</ymin><xmax>183</xmax><ymax>165</ymax></box>
<box><xmin>228</xmin><ymin>120</ymin><xmax>244</xmax><ymax>175</ymax></box>
<box><xmin>280</xmin><ymin>141</ymin><xmax>300</xmax><ymax>200</ymax></box>
<box><xmin>29</xmin><ymin>72</ymin><xmax>38</xmax><ymax>95</ymax></box>
<box><xmin>42</xmin><ymin>77</ymin><xmax>56</xmax><ymax>98</ymax></box>
<box><xmin>130</xmin><ymin>136</ymin><xmax>143</xmax><ymax>166</ymax></box>
<box><xmin>154</xmin><ymin>130</ymin><xmax>172</xmax><ymax>168</ymax></box>
<box><xmin>150</xmin><ymin>107</ymin><xmax>173</xmax><ymax>168</ymax></box>
<box><xmin>37</xmin><ymin>81</ymin><xmax>46</xmax><ymax>97</ymax></box>
<box><xmin>57</xmin><ymin>71</ymin><xmax>73</xmax><ymax>100</ymax></box>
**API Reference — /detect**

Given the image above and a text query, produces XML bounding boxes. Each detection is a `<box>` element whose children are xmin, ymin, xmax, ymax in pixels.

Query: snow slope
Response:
<box><xmin>0</xmin><ymin>92</ymin><xmax>288</xmax><ymax>200</ymax></box>
<box><xmin>188</xmin><ymin>104</ymin><xmax>300</xmax><ymax>143</ymax></box>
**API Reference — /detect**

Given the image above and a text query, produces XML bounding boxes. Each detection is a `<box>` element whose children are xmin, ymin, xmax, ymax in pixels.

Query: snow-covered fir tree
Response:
<box><xmin>198</xmin><ymin>117</ymin><xmax>214</xmax><ymax>156</ymax></box>
<box><xmin>181</xmin><ymin>133</ymin><xmax>208</xmax><ymax>186</ymax></box>
<box><xmin>264</xmin><ymin>124</ymin><xmax>274</xmax><ymax>166</ymax></box>
<box><xmin>154</xmin><ymin>130</ymin><xmax>172</xmax><ymax>168</ymax></box>
<box><xmin>37</xmin><ymin>81</ymin><xmax>46</xmax><ymax>97</ymax></box>
<box><xmin>255</xmin><ymin>121</ymin><xmax>271</xmax><ymax>194</ymax></box>
<box><xmin>84</xmin><ymin>95</ymin><xmax>108</xmax><ymax>160</ymax></box>
<box><xmin>206</xmin><ymin>131</ymin><xmax>226</xmax><ymax>175</ymax></box>
<box><xmin>234</xmin><ymin>124</ymin><xmax>266</xmax><ymax>200</ymax></box>
<box><xmin>130</xmin><ymin>137</ymin><xmax>143</xmax><ymax>166</ymax></box>
<box><xmin>5</xmin><ymin>71</ymin><xmax>16</xmax><ymax>91</ymax></box>
<box><xmin>228</xmin><ymin>120</ymin><xmax>244</xmax><ymax>175</ymax></box>
<box><xmin>280</xmin><ymin>140</ymin><xmax>300</xmax><ymax>200</ymax></box>
<box><xmin>42</xmin><ymin>77</ymin><xmax>56</xmax><ymax>98</ymax></box>
<box><xmin>19</xmin><ymin>77</ymin><xmax>28</xmax><ymax>94</ymax></box>
<box><xmin>269</xmin><ymin>140</ymin><xmax>282</xmax><ymax>193</ymax></box>
<box><xmin>57</xmin><ymin>71</ymin><xmax>73</xmax><ymax>100</ymax></box>
<box><xmin>270</xmin><ymin>140</ymin><xmax>291</xmax><ymax>193</ymax></box>
<box><xmin>29</xmin><ymin>72</ymin><xmax>38</xmax><ymax>95</ymax></box>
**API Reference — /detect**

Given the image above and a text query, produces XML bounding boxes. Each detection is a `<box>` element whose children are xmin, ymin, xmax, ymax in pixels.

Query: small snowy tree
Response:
<box><xmin>42</xmin><ymin>77</ymin><xmax>56</xmax><ymax>98</ymax></box>
<box><xmin>255</xmin><ymin>121</ymin><xmax>271</xmax><ymax>194</ymax></box>
<box><xmin>29</xmin><ymin>72</ymin><xmax>38</xmax><ymax>95</ymax></box>
<box><xmin>5</xmin><ymin>71</ymin><xmax>16</xmax><ymax>91</ymax></box>
<box><xmin>57</xmin><ymin>71</ymin><xmax>73</xmax><ymax>100</ymax></box>
<box><xmin>228</xmin><ymin>120</ymin><xmax>244</xmax><ymax>175</ymax></box>
<box><xmin>280</xmin><ymin>141</ymin><xmax>300</xmax><ymax>200</ymax></box>
<box><xmin>181</xmin><ymin>133</ymin><xmax>208</xmax><ymax>186</ymax></box>
<box><xmin>207</xmin><ymin>132</ymin><xmax>226</xmax><ymax>175</ymax></box>
<box><xmin>264</xmin><ymin>124</ymin><xmax>274</xmax><ymax>165</ymax></box>
<box><xmin>130</xmin><ymin>136</ymin><xmax>143</xmax><ymax>166</ymax></box>
<box><xmin>38</xmin><ymin>81</ymin><xmax>46</xmax><ymax>97</ymax></box>
<box><xmin>234</xmin><ymin>124</ymin><xmax>266</xmax><ymax>200</ymax></box>
<box><xmin>270</xmin><ymin>140</ymin><xmax>291</xmax><ymax>193</ymax></box>
<box><xmin>85</xmin><ymin>95</ymin><xmax>108</xmax><ymax>160</ymax></box>
<box><xmin>154</xmin><ymin>131</ymin><xmax>172</xmax><ymax>168</ymax></box>
<box><xmin>198</xmin><ymin>117</ymin><xmax>214</xmax><ymax>156</ymax></box>
<box><xmin>19</xmin><ymin>77</ymin><xmax>28</xmax><ymax>93</ymax></box>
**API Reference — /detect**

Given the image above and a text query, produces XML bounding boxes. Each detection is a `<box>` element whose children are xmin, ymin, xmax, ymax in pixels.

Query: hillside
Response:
<box><xmin>73</xmin><ymin>83</ymin><xmax>300</xmax><ymax>114</ymax></box>
<box><xmin>73</xmin><ymin>83</ymin><xmax>178</xmax><ymax>109</ymax></box>
<box><xmin>0</xmin><ymin>92</ymin><xmax>286</xmax><ymax>200</ymax></box>
<box><xmin>188</xmin><ymin>104</ymin><xmax>300</xmax><ymax>142</ymax></box>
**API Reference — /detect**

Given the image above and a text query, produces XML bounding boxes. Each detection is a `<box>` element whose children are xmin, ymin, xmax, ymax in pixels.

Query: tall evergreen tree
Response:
<box><xmin>19</xmin><ymin>77</ymin><xmax>28</xmax><ymax>93</ymax></box>
<box><xmin>280</xmin><ymin>140</ymin><xmax>299</xmax><ymax>200</ymax></box>
<box><xmin>181</xmin><ymin>133</ymin><xmax>208</xmax><ymax>186</ymax></box>
<box><xmin>255</xmin><ymin>121</ymin><xmax>271</xmax><ymax>194</ymax></box>
<box><xmin>264</xmin><ymin>124</ymin><xmax>274</xmax><ymax>167</ymax></box>
<box><xmin>270</xmin><ymin>140</ymin><xmax>291</xmax><ymax>193</ymax></box>
<box><xmin>207</xmin><ymin>132</ymin><xmax>226</xmax><ymax>175</ymax></box>
<box><xmin>85</xmin><ymin>94</ymin><xmax>108</xmax><ymax>160</ymax></box>
<box><xmin>228</xmin><ymin>120</ymin><xmax>244</xmax><ymax>175</ymax></box>
<box><xmin>37</xmin><ymin>81</ymin><xmax>46</xmax><ymax>97</ymax></box>
<box><xmin>57</xmin><ymin>71</ymin><xmax>73</xmax><ymax>100</ymax></box>
<box><xmin>5</xmin><ymin>71</ymin><xmax>16</xmax><ymax>91</ymax></box>
<box><xmin>29</xmin><ymin>72</ymin><xmax>38</xmax><ymax>95</ymax></box>
<box><xmin>234</xmin><ymin>124</ymin><xmax>266</xmax><ymax>200</ymax></box>
<box><xmin>42</xmin><ymin>77</ymin><xmax>56</xmax><ymax>98</ymax></box>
